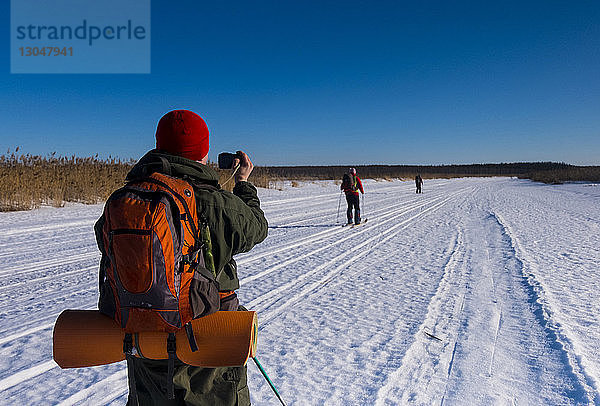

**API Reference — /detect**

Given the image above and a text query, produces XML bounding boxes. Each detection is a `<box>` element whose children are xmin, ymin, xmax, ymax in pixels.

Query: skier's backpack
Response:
<box><xmin>341</xmin><ymin>173</ymin><xmax>357</xmax><ymax>192</ymax></box>
<box><xmin>341</xmin><ymin>173</ymin><xmax>351</xmax><ymax>190</ymax></box>
<box><xmin>98</xmin><ymin>171</ymin><xmax>220</xmax><ymax>333</ymax></box>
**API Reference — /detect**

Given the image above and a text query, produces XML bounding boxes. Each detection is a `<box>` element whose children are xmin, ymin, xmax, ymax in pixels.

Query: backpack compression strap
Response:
<box><xmin>123</xmin><ymin>333</ymin><xmax>139</xmax><ymax>405</ymax></box>
<box><xmin>167</xmin><ymin>333</ymin><xmax>176</xmax><ymax>400</ymax></box>
<box><xmin>185</xmin><ymin>322</ymin><xmax>199</xmax><ymax>352</ymax></box>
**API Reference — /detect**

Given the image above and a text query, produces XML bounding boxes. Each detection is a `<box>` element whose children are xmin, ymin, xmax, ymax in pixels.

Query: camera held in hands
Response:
<box><xmin>218</xmin><ymin>152</ymin><xmax>242</xmax><ymax>169</ymax></box>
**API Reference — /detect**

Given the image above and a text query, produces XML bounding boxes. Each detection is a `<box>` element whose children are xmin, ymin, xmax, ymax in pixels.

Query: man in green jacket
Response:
<box><xmin>96</xmin><ymin>110</ymin><xmax>268</xmax><ymax>405</ymax></box>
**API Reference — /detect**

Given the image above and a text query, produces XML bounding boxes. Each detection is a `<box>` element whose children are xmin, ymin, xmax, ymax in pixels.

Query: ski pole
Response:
<box><xmin>252</xmin><ymin>357</ymin><xmax>287</xmax><ymax>406</ymax></box>
<box><xmin>336</xmin><ymin>190</ymin><xmax>342</xmax><ymax>223</ymax></box>
<box><xmin>361</xmin><ymin>193</ymin><xmax>365</xmax><ymax>218</ymax></box>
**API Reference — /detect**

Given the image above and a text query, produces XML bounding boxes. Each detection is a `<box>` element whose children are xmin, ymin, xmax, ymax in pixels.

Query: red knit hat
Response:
<box><xmin>155</xmin><ymin>110</ymin><xmax>209</xmax><ymax>161</ymax></box>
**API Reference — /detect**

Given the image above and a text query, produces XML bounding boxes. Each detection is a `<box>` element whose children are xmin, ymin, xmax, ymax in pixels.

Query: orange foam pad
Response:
<box><xmin>53</xmin><ymin>310</ymin><xmax>257</xmax><ymax>369</ymax></box>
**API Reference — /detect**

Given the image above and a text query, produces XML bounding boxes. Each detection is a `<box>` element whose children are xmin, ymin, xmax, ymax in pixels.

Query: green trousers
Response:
<box><xmin>126</xmin><ymin>357</ymin><xmax>250</xmax><ymax>406</ymax></box>
<box><xmin>126</xmin><ymin>297</ymin><xmax>250</xmax><ymax>406</ymax></box>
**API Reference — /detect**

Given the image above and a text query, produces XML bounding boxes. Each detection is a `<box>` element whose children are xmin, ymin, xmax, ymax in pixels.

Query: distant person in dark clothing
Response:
<box><xmin>341</xmin><ymin>168</ymin><xmax>364</xmax><ymax>224</ymax></box>
<box><xmin>415</xmin><ymin>174</ymin><xmax>423</xmax><ymax>193</ymax></box>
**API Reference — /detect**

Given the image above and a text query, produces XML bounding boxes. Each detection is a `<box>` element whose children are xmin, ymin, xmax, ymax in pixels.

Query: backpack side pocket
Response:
<box><xmin>189</xmin><ymin>265</ymin><xmax>220</xmax><ymax>318</ymax></box>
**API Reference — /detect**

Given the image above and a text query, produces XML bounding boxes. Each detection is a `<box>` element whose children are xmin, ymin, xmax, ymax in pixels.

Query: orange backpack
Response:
<box><xmin>98</xmin><ymin>172</ymin><xmax>220</xmax><ymax>333</ymax></box>
<box><xmin>97</xmin><ymin>171</ymin><xmax>222</xmax><ymax>400</ymax></box>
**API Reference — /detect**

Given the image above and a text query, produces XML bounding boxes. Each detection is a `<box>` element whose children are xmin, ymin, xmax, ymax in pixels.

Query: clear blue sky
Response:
<box><xmin>1</xmin><ymin>0</ymin><xmax>599</xmax><ymax>165</ymax></box>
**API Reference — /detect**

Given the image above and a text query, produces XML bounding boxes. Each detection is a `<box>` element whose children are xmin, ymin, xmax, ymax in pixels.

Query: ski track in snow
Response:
<box><xmin>375</xmin><ymin>228</ymin><xmax>468</xmax><ymax>406</ymax></box>
<box><xmin>0</xmin><ymin>178</ymin><xmax>599</xmax><ymax>405</ymax></box>
<box><xmin>248</xmin><ymin>187</ymin><xmax>473</xmax><ymax>328</ymax></box>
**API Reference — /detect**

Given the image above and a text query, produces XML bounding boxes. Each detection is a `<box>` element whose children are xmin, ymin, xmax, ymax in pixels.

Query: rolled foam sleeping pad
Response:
<box><xmin>53</xmin><ymin>310</ymin><xmax>258</xmax><ymax>369</ymax></box>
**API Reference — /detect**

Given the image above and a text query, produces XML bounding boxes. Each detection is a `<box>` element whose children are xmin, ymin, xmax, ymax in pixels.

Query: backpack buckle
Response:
<box><xmin>166</xmin><ymin>333</ymin><xmax>176</xmax><ymax>354</ymax></box>
<box><xmin>186</xmin><ymin>246</ymin><xmax>204</xmax><ymax>272</ymax></box>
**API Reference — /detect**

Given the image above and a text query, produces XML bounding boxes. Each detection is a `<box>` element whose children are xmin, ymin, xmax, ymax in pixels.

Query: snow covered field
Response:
<box><xmin>0</xmin><ymin>177</ymin><xmax>599</xmax><ymax>405</ymax></box>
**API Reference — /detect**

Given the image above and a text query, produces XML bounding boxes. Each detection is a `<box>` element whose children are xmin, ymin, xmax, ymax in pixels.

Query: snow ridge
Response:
<box><xmin>494</xmin><ymin>212</ymin><xmax>600</xmax><ymax>405</ymax></box>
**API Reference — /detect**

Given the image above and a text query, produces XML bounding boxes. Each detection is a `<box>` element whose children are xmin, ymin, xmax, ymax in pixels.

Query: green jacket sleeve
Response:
<box><xmin>196</xmin><ymin>181</ymin><xmax>268</xmax><ymax>291</ymax></box>
<box><xmin>230</xmin><ymin>181</ymin><xmax>268</xmax><ymax>253</ymax></box>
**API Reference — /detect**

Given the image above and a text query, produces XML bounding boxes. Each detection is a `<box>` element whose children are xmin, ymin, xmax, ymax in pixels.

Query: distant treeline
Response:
<box><xmin>0</xmin><ymin>151</ymin><xmax>598</xmax><ymax>211</ymax></box>
<box><xmin>256</xmin><ymin>162</ymin><xmax>596</xmax><ymax>181</ymax></box>
<box><xmin>521</xmin><ymin>165</ymin><xmax>600</xmax><ymax>184</ymax></box>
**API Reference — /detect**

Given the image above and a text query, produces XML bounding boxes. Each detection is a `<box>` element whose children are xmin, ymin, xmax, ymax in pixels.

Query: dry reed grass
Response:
<box><xmin>0</xmin><ymin>152</ymin><xmax>133</xmax><ymax>211</ymax></box>
<box><xmin>0</xmin><ymin>153</ymin><xmax>276</xmax><ymax>211</ymax></box>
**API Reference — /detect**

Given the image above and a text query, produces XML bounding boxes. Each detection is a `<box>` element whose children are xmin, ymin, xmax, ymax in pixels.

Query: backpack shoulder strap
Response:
<box><xmin>158</xmin><ymin>157</ymin><xmax>172</xmax><ymax>176</ymax></box>
<box><xmin>183</xmin><ymin>176</ymin><xmax>220</xmax><ymax>193</ymax></box>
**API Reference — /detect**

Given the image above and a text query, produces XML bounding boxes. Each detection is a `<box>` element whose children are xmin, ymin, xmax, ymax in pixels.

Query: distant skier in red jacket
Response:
<box><xmin>341</xmin><ymin>168</ymin><xmax>364</xmax><ymax>225</ymax></box>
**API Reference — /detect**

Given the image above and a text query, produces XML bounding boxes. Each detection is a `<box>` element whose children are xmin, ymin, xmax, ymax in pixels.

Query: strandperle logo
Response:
<box><xmin>11</xmin><ymin>0</ymin><xmax>151</xmax><ymax>74</ymax></box>
<box><xmin>15</xmin><ymin>20</ymin><xmax>147</xmax><ymax>46</ymax></box>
